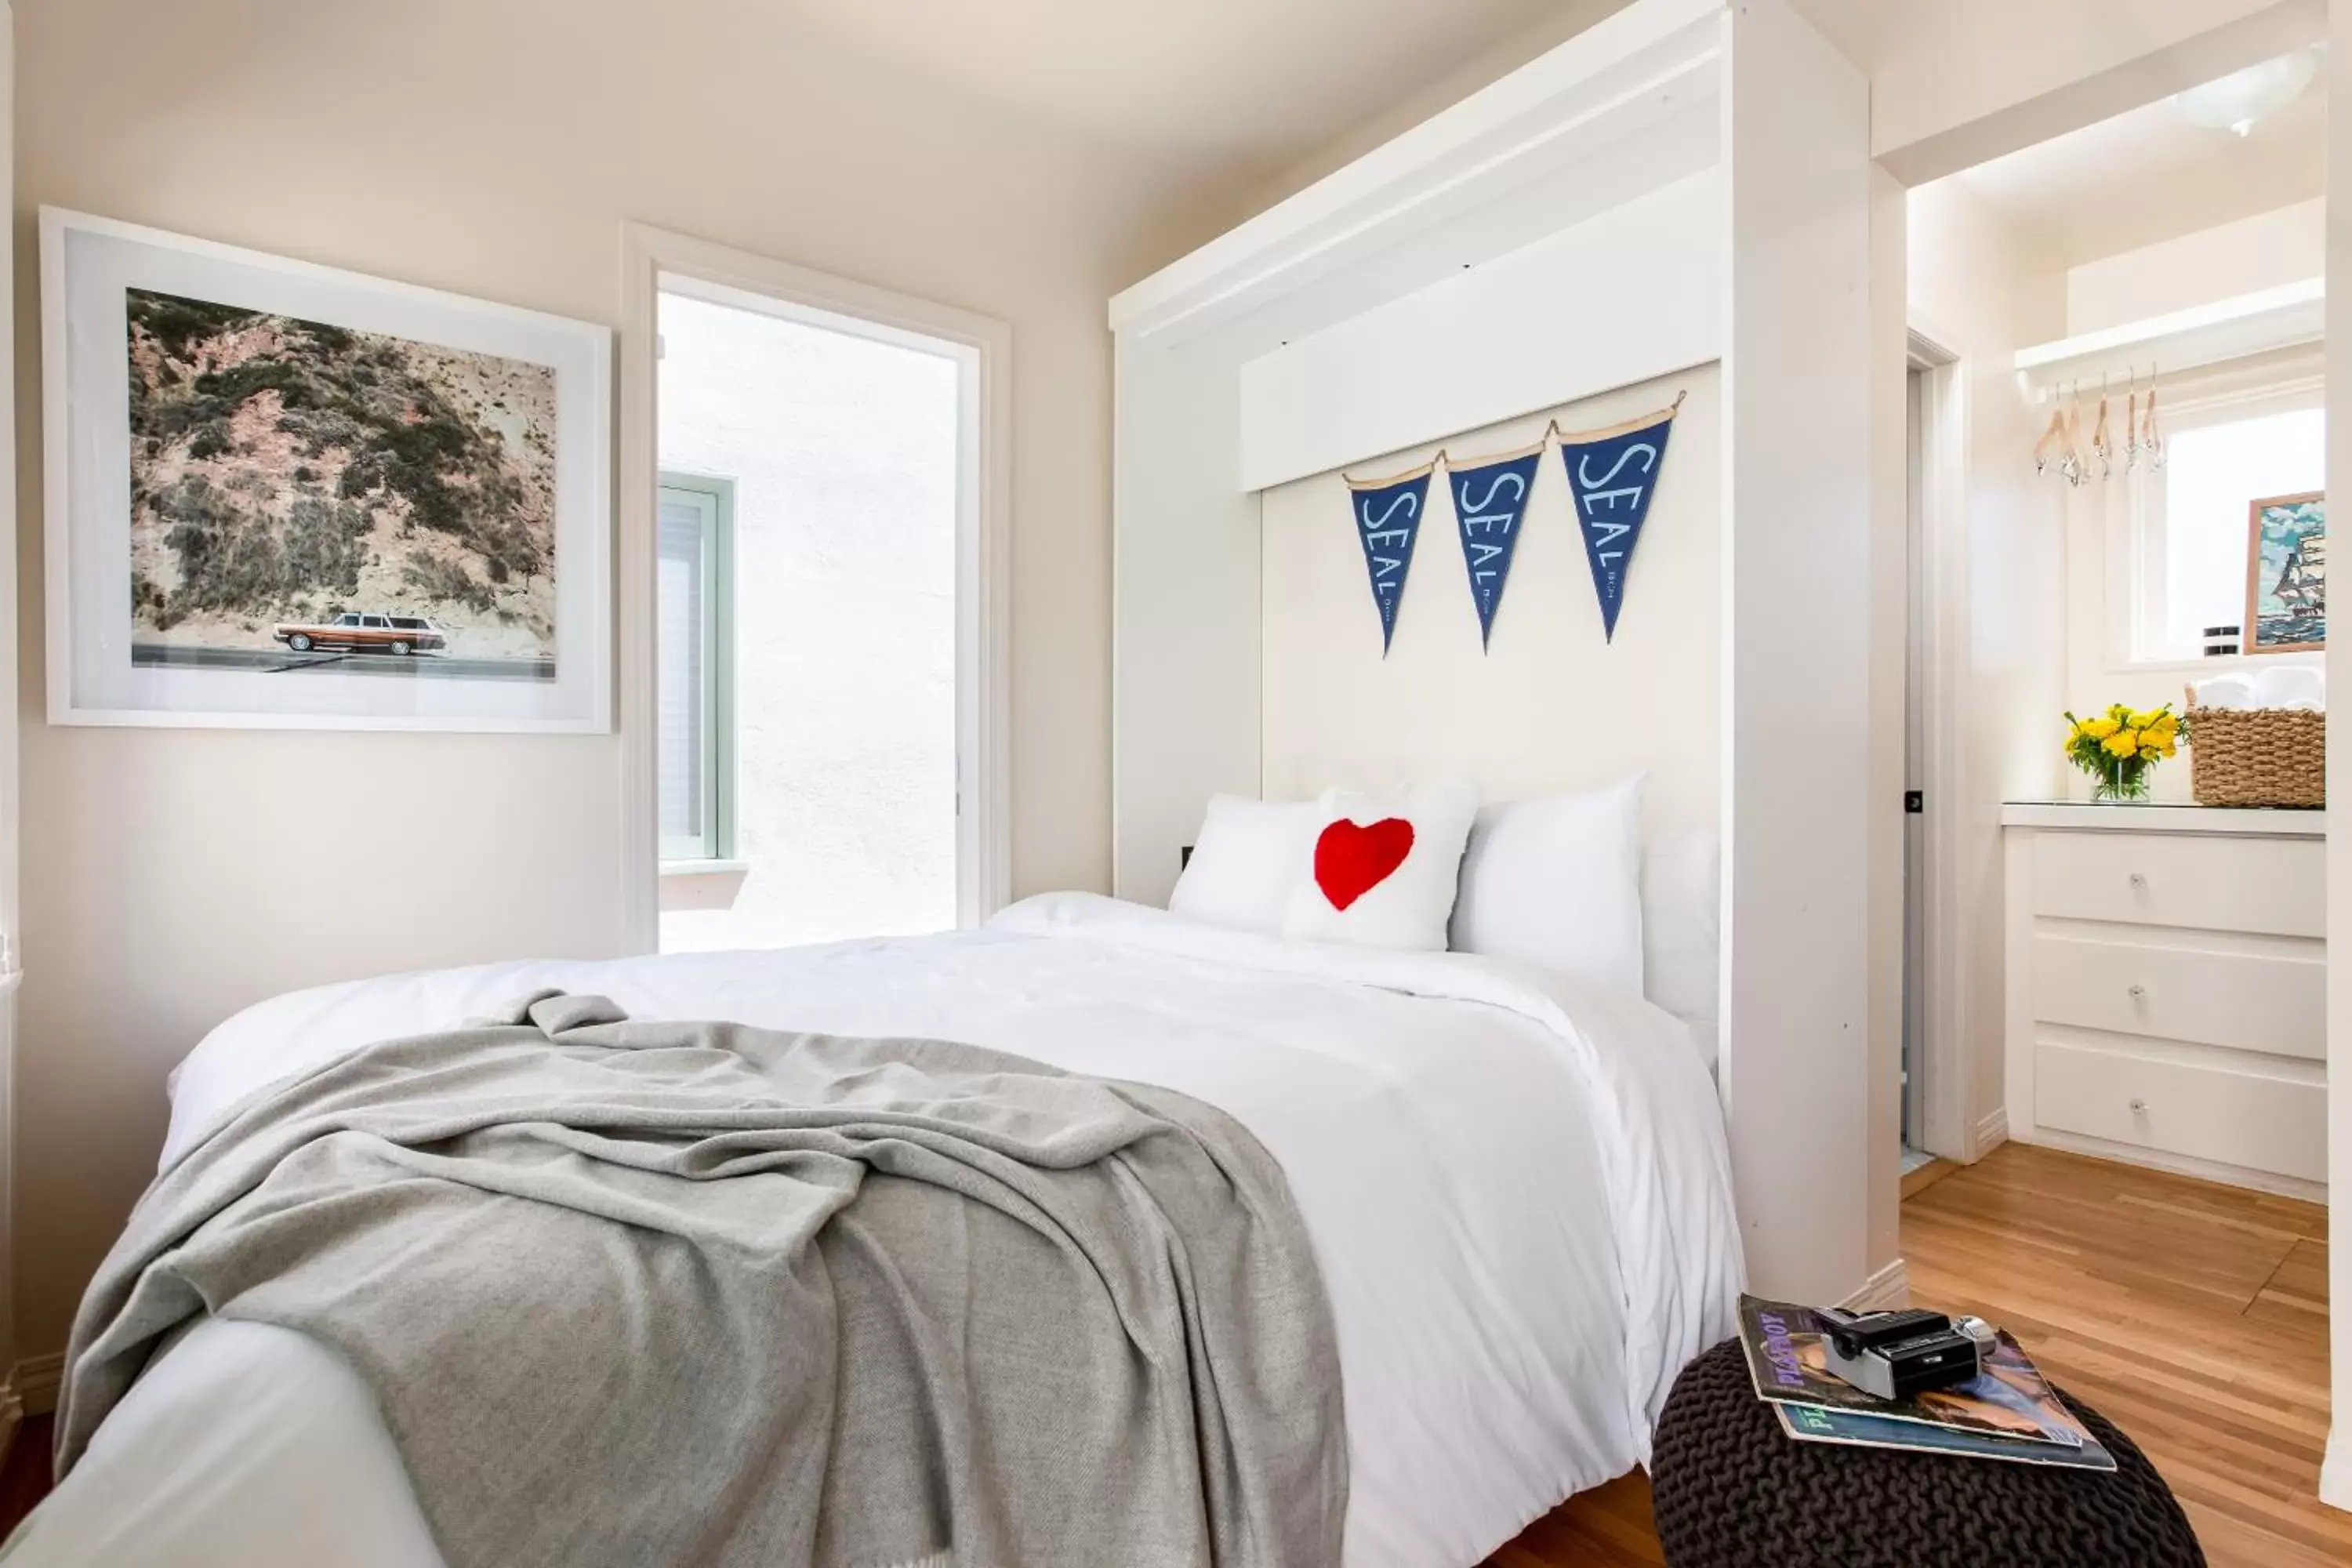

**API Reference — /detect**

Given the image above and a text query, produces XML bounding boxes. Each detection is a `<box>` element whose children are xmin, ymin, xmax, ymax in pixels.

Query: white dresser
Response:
<box><xmin>2002</xmin><ymin>803</ymin><xmax>2328</xmax><ymax>1199</ymax></box>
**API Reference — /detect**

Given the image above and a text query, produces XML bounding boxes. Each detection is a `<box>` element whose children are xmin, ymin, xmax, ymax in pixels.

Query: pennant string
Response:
<box><xmin>1552</xmin><ymin>394</ymin><xmax>1686</xmax><ymax>446</ymax></box>
<box><xmin>1347</xmin><ymin>390</ymin><xmax>1686</xmax><ymax>488</ymax></box>
<box><xmin>1439</xmin><ymin>433</ymin><xmax>1550</xmax><ymax>470</ymax></box>
<box><xmin>1344</xmin><ymin>454</ymin><xmax>1442</xmax><ymax>490</ymax></box>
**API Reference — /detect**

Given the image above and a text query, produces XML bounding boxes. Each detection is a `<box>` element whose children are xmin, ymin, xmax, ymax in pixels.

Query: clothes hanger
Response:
<box><xmin>2124</xmin><ymin>367</ymin><xmax>2140</xmax><ymax>474</ymax></box>
<box><xmin>2059</xmin><ymin>380</ymin><xmax>2085</xmax><ymax>488</ymax></box>
<box><xmin>2032</xmin><ymin>387</ymin><xmax>2067</xmax><ymax>477</ymax></box>
<box><xmin>2141</xmin><ymin>366</ymin><xmax>2165</xmax><ymax>472</ymax></box>
<box><xmin>2090</xmin><ymin>373</ymin><xmax>2113</xmax><ymax>480</ymax></box>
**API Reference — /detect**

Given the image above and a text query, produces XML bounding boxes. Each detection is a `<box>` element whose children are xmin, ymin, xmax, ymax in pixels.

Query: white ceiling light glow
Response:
<box><xmin>2178</xmin><ymin>49</ymin><xmax>2322</xmax><ymax>137</ymax></box>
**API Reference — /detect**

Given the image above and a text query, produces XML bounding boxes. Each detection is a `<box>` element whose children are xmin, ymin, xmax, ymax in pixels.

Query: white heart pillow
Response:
<box><xmin>1281</xmin><ymin>782</ymin><xmax>1480</xmax><ymax>951</ymax></box>
<box><xmin>1449</xmin><ymin>775</ymin><xmax>1646</xmax><ymax>997</ymax></box>
<box><xmin>1167</xmin><ymin>794</ymin><xmax>1323</xmax><ymax>934</ymax></box>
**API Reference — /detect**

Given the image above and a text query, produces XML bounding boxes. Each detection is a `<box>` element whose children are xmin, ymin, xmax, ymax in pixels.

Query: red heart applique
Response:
<box><xmin>1314</xmin><ymin>817</ymin><xmax>1416</xmax><ymax>912</ymax></box>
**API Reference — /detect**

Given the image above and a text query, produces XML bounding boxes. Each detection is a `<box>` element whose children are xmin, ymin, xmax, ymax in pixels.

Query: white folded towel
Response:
<box><xmin>2252</xmin><ymin>663</ymin><xmax>2325</xmax><ymax>712</ymax></box>
<box><xmin>2192</xmin><ymin>674</ymin><xmax>2255</xmax><ymax>710</ymax></box>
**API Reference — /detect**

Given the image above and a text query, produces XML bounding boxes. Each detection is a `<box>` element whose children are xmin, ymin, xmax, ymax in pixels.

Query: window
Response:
<box><xmin>657</xmin><ymin>473</ymin><xmax>735</xmax><ymax>864</ymax></box>
<box><xmin>2124</xmin><ymin>384</ymin><xmax>2324</xmax><ymax>662</ymax></box>
<box><xmin>626</xmin><ymin>235</ymin><xmax>1008</xmax><ymax>954</ymax></box>
<box><xmin>652</xmin><ymin>281</ymin><xmax>967</xmax><ymax>950</ymax></box>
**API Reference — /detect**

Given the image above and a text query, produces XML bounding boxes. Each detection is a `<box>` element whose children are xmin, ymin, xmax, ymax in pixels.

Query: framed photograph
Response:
<box><xmin>42</xmin><ymin>207</ymin><xmax>612</xmax><ymax>731</ymax></box>
<box><xmin>2243</xmin><ymin>490</ymin><xmax>2325</xmax><ymax>656</ymax></box>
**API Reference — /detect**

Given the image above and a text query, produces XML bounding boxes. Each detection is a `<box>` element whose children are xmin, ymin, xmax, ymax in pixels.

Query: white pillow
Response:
<box><xmin>1641</xmin><ymin>827</ymin><xmax>1720</xmax><ymax>1029</ymax></box>
<box><xmin>1448</xmin><ymin>776</ymin><xmax>1646</xmax><ymax>997</ymax></box>
<box><xmin>1282</xmin><ymin>782</ymin><xmax>1480</xmax><ymax>951</ymax></box>
<box><xmin>1167</xmin><ymin>795</ymin><xmax>1323</xmax><ymax>934</ymax></box>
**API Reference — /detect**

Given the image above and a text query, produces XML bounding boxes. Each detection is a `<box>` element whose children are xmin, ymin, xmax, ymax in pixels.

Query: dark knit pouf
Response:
<box><xmin>1650</xmin><ymin>1338</ymin><xmax>2205</xmax><ymax>1568</ymax></box>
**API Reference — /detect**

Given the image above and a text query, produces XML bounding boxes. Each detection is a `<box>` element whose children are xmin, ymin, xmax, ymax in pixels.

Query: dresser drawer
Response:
<box><xmin>2033</xmin><ymin>935</ymin><xmax>2325</xmax><ymax>1061</ymax></box>
<box><xmin>2034</xmin><ymin>1042</ymin><xmax>2326</xmax><ymax>1182</ymax></box>
<box><xmin>2030</xmin><ymin>831</ymin><xmax>2324</xmax><ymax>938</ymax></box>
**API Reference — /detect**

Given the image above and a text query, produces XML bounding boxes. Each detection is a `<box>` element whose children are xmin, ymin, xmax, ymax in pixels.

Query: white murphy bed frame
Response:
<box><xmin>1107</xmin><ymin>0</ymin><xmax>1880</xmax><ymax>1305</ymax></box>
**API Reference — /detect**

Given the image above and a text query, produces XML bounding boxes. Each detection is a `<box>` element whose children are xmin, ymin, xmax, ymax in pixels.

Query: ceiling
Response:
<box><xmin>768</xmin><ymin>0</ymin><xmax>2292</xmax><ymax>272</ymax></box>
<box><xmin>1783</xmin><ymin>0</ymin><xmax>1926</xmax><ymax>72</ymax></box>
<box><xmin>775</xmin><ymin>0</ymin><xmax>1630</xmax><ymax>198</ymax></box>
<box><xmin>1948</xmin><ymin>67</ymin><xmax>2326</xmax><ymax>267</ymax></box>
<box><xmin>764</xmin><ymin>0</ymin><xmax>1963</xmax><ymax>233</ymax></box>
<box><xmin>771</xmin><ymin>1</ymin><xmax>1945</xmax><ymax>187</ymax></box>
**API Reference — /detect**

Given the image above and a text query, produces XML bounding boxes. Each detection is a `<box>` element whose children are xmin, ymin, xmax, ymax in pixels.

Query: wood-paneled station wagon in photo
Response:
<box><xmin>273</xmin><ymin>612</ymin><xmax>450</xmax><ymax>656</ymax></box>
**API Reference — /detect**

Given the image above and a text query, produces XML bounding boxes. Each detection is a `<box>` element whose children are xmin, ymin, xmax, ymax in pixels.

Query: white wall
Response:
<box><xmin>1865</xmin><ymin>159</ymin><xmax>1907</xmax><ymax>1290</ymax></box>
<box><xmin>0</xmin><ymin>0</ymin><xmax>18</xmax><ymax>1436</ymax></box>
<box><xmin>2321</xmin><ymin>0</ymin><xmax>2352</xmax><ymax>1515</ymax></box>
<box><xmin>9</xmin><ymin>0</ymin><xmax>1207</xmax><ymax>1361</ymax></box>
<box><xmin>2066</xmin><ymin>198</ymin><xmax>2325</xmax><ymax>336</ymax></box>
<box><xmin>1906</xmin><ymin>176</ymin><xmax>2070</xmax><ymax>1152</ymax></box>
<box><xmin>656</xmin><ymin>292</ymin><xmax>960</xmax><ymax>951</ymax></box>
<box><xmin>1718</xmin><ymin>0</ymin><xmax>1875</xmax><ymax>1306</ymax></box>
<box><xmin>1259</xmin><ymin>365</ymin><xmax>1719</xmax><ymax>828</ymax></box>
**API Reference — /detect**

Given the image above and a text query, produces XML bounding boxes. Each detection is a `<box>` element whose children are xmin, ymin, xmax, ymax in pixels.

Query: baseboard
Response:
<box><xmin>13</xmin><ymin>1353</ymin><xmax>63</xmax><ymax>1418</ymax></box>
<box><xmin>1973</xmin><ymin>1108</ymin><xmax>2009</xmax><ymax>1159</ymax></box>
<box><xmin>2024</xmin><ymin>1127</ymin><xmax>2328</xmax><ymax>1203</ymax></box>
<box><xmin>1840</xmin><ymin>1258</ymin><xmax>1911</xmax><ymax>1312</ymax></box>
<box><xmin>2322</xmin><ymin>1428</ymin><xmax>2352</xmax><ymax>1513</ymax></box>
<box><xmin>0</xmin><ymin>1383</ymin><xmax>20</xmax><ymax>1472</ymax></box>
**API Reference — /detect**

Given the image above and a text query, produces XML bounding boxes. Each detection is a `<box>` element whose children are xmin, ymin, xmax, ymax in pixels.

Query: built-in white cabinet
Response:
<box><xmin>2002</xmin><ymin>804</ymin><xmax>2327</xmax><ymax>1197</ymax></box>
<box><xmin>1109</xmin><ymin>0</ymin><xmax>1878</xmax><ymax>1307</ymax></box>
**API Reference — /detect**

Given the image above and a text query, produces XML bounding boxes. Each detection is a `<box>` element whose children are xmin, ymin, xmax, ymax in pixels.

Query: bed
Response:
<box><xmin>5</xmin><ymin>891</ymin><xmax>1740</xmax><ymax>1568</ymax></box>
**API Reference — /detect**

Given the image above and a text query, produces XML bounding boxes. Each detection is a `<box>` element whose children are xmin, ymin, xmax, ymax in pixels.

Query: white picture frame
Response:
<box><xmin>41</xmin><ymin>206</ymin><xmax>613</xmax><ymax>731</ymax></box>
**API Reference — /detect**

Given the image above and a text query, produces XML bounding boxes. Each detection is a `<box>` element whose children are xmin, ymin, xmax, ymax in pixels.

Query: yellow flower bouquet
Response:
<box><xmin>2062</xmin><ymin>702</ymin><xmax>2183</xmax><ymax>801</ymax></box>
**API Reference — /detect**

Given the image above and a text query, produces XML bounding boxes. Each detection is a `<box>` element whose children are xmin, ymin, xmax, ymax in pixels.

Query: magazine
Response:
<box><xmin>1775</xmin><ymin>1403</ymin><xmax>2118</xmax><ymax>1472</ymax></box>
<box><xmin>1738</xmin><ymin>1297</ymin><xmax>2092</xmax><ymax>1451</ymax></box>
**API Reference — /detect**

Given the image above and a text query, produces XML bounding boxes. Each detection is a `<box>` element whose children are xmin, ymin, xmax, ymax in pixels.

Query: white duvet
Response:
<box><xmin>10</xmin><ymin>894</ymin><xmax>1742</xmax><ymax>1568</ymax></box>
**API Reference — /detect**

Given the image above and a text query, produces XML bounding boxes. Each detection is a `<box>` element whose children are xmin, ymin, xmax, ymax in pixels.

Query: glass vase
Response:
<box><xmin>2089</xmin><ymin>765</ymin><xmax>2151</xmax><ymax>803</ymax></box>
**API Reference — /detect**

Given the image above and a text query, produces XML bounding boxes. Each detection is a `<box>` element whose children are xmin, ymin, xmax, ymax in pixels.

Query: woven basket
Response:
<box><xmin>2185</xmin><ymin>688</ymin><xmax>2325</xmax><ymax>808</ymax></box>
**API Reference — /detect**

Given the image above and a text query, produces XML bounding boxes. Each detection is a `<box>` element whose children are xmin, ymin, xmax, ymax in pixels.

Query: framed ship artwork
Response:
<box><xmin>2244</xmin><ymin>490</ymin><xmax>2325</xmax><ymax>656</ymax></box>
<box><xmin>41</xmin><ymin>207</ymin><xmax>613</xmax><ymax>731</ymax></box>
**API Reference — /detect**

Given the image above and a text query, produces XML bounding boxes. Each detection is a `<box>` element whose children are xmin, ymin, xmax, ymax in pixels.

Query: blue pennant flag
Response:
<box><xmin>1559</xmin><ymin>399</ymin><xmax>1680</xmax><ymax>642</ymax></box>
<box><xmin>1345</xmin><ymin>465</ymin><xmax>1432</xmax><ymax>655</ymax></box>
<box><xmin>1446</xmin><ymin>444</ymin><xmax>1543</xmax><ymax>649</ymax></box>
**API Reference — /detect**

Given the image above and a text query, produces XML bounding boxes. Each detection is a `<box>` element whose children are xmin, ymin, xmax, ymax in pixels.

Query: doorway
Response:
<box><xmin>1903</xmin><ymin>363</ymin><xmax>1928</xmax><ymax>1164</ymax></box>
<box><xmin>618</xmin><ymin>230</ymin><xmax>1010</xmax><ymax>953</ymax></box>
<box><xmin>1901</xmin><ymin>328</ymin><xmax>1962</xmax><ymax>1168</ymax></box>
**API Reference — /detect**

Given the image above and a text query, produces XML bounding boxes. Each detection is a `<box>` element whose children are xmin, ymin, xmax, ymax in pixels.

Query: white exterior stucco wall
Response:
<box><xmin>658</xmin><ymin>292</ymin><xmax>959</xmax><ymax>949</ymax></box>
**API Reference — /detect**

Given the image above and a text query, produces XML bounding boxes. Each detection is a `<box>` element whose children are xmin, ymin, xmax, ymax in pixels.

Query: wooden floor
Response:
<box><xmin>0</xmin><ymin>1414</ymin><xmax>50</xmax><ymax>1540</ymax></box>
<box><xmin>1487</xmin><ymin>1142</ymin><xmax>2346</xmax><ymax>1568</ymax></box>
<box><xmin>0</xmin><ymin>1144</ymin><xmax>2337</xmax><ymax>1563</ymax></box>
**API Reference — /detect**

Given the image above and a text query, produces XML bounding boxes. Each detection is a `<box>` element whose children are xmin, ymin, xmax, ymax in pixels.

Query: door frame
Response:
<box><xmin>1906</xmin><ymin>319</ymin><xmax>1975</xmax><ymax>1162</ymax></box>
<box><xmin>617</xmin><ymin>223</ymin><xmax>1012</xmax><ymax>950</ymax></box>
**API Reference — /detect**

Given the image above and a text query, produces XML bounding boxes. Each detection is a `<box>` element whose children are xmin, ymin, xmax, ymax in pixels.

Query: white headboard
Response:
<box><xmin>1258</xmin><ymin>364</ymin><xmax>1721</xmax><ymax>837</ymax></box>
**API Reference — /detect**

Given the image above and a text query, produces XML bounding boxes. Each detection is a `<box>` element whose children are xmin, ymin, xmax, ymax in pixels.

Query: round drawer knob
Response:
<box><xmin>2129</xmin><ymin>1098</ymin><xmax>2150</xmax><ymax>1114</ymax></box>
<box><xmin>2128</xmin><ymin>873</ymin><xmax>2149</xmax><ymax>890</ymax></box>
<box><xmin>2128</xmin><ymin>984</ymin><xmax>2147</xmax><ymax>1000</ymax></box>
